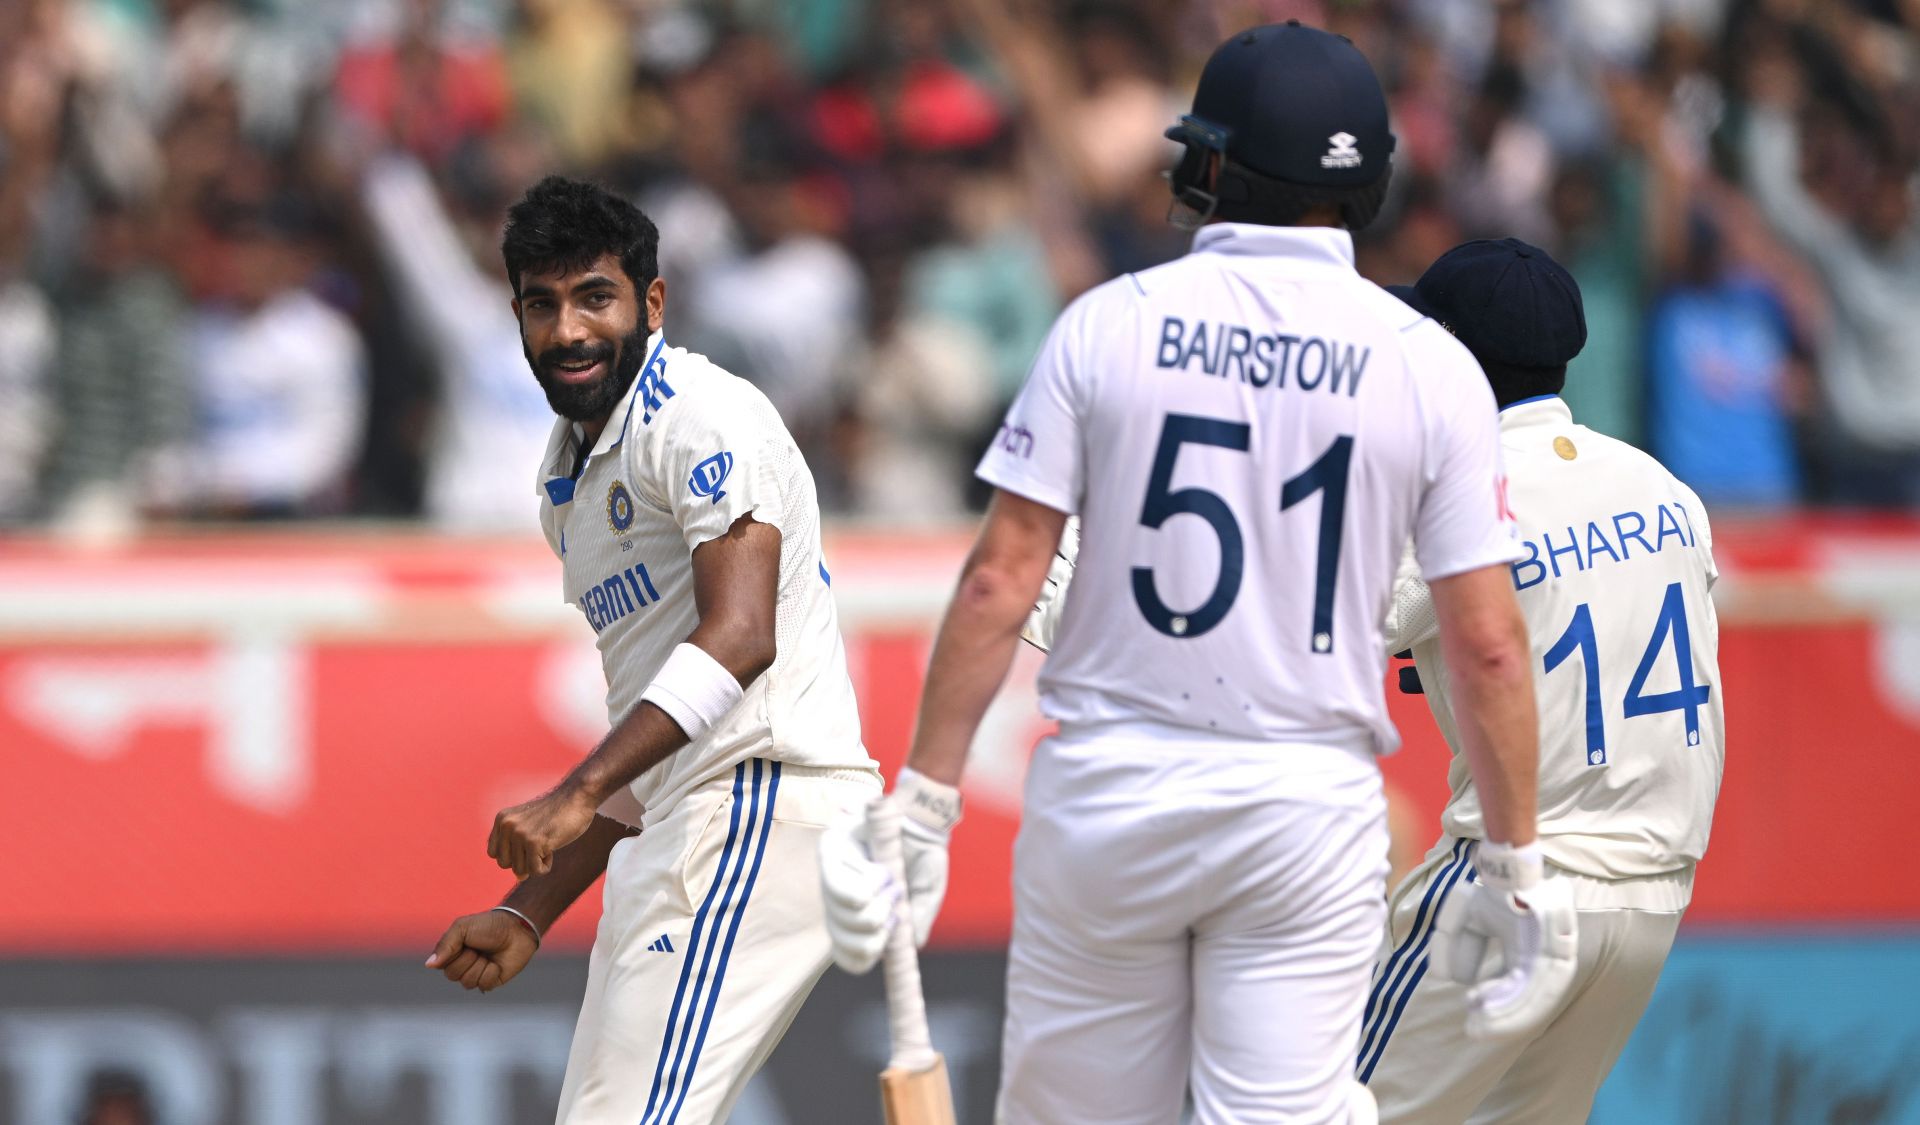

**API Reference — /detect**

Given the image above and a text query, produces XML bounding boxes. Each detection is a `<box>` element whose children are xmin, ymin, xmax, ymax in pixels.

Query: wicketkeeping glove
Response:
<box><xmin>1429</xmin><ymin>840</ymin><xmax>1579</xmax><ymax>1039</ymax></box>
<box><xmin>816</xmin><ymin>768</ymin><xmax>962</xmax><ymax>974</ymax></box>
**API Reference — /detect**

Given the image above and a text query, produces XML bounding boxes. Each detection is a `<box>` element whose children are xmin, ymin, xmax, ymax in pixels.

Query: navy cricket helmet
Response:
<box><xmin>1167</xmin><ymin>21</ymin><xmax>1396</xmax><ymax>229</ymax></box>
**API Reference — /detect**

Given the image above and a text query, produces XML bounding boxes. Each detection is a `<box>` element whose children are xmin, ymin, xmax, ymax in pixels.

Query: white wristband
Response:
<box><xmin>640</xmin><ymin>643</ymin><xmax>745</xmax><ymax>743</ymax></box>
<box><xmin>895</xmin><ymin>767</ymin><xmax>963</xmax><ymax>839</ymax></box>
<box><xmin>1476</xmin><ymin>839</ymin><xmax>1544</xmax><ymax>892</ymax></box>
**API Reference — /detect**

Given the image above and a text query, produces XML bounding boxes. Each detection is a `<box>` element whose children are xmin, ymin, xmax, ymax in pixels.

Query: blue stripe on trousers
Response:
<box><xmin>660</xmin><ymin>761</ymin><xmax>781</xmax><ymax>1123</ymax></box>
<box><xmin>1358</xmin><ymin>843</ymin><xmax>1475</xmax><ymax>1082</ymax></box>
<box><xmin>644</xmin><ymin>760</ymin><xmax>765</xmax><ymax>1124</ymax></box>
<box><xmin>1357</xmin><ymin>839</ymin><xmax>1470</xmax><ymax>1070</ymax></box>
<box><xmin>640</xmin><ymin>763</ymin><xmax>751</xmax><ymax>1122</ymax></box>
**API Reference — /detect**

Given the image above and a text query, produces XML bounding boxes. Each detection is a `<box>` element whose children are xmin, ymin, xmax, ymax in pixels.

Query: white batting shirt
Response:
<box><xmin>535</xmin><ymin>330</ymin><xmax>872</xmax><ymax>826</ymax></box>
<box><xmin>978</xmin><ymin>224</ymin><xmax>1521</xmax><ymax>754</ymax></box>
<box><xmin>1386</xmin><ymin>396</ymin><xmax>1723</xmax><ymax>886</ymax></box>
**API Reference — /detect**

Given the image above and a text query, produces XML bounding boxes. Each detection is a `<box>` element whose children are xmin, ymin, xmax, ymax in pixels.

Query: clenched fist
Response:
<box><xmin>489</xmin><ymin>785</ymin><xmax>599</xmax><ymax>879</ymax></box>
<box><xmin>425</xmin><ymin>910</ymin><xmax>540</xmax><ymax>993</ymax></box>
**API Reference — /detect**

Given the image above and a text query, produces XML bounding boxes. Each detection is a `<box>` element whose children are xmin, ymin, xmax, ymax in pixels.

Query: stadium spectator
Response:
<box><xmin>187</xmin><ymin>191</ymin><xmax>366</xmax><ymax>518</ymax></box>
<box><xmin>0</xmin><ymin>202</ymin><xmax>54</xmax><ymax>525</ymax></box>
<box><xmin>358</xmin><ymin>146</ymin><xmax>558</xmax><ymax>529</ymax></box>
<box><xmin>0</xmin><ymin>0</ymin><xmax>1914</xmax><ymax>522</ymax></box>
<box><xmin>1737</xmin><ymin>17</ymin><xmax>1920</xmax><ymax>506</ymax></box>
<box><xmin>1645</xmin><ymin>209</ymin><xmax>1808</xmax><ymax>508</ymax></box>
<box><xmin>332</xmin><ymin>0</ymin><xmax>510</xmax><ymax>168</ymax></box>
<box><xmin>42</xmin><ymin>193</ymin><xmax>194</xmax><ymax>531</ymax></box>
<box><xmin>676</xmin><ymin>144</ymin><xmax>866</xmax><ymax>459</ymax></box>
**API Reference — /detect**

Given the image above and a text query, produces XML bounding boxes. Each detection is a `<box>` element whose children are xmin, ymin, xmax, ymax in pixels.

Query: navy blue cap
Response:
<box><xmin>1168</xmin><ymin>22</ymin><xmax>1393</xmax><ymax>188</ymax></box>
<box><xmin>1399</xmin><ymin>238</ymin><xmax>1587</xmax><ymax>368</ymax></box>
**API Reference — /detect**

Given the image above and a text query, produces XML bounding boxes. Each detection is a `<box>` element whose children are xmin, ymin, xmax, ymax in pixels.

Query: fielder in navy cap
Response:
<box><xmin>1390</xmin><ymin>237</ymin><xmax>1589</xmax><ymax>407</ymax></box>
<box><xmin>1166</xmin><ymin>20</ymin><xmax>1397</xmax><ymax>229</ymax></box>
<box><xmin>1368</xmin><ymin>235</ymin><xmax>1722</xmax><ymax>1124</ymax></box>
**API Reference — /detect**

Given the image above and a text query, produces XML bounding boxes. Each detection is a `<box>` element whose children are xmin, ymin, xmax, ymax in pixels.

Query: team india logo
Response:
<box><xmin>607</xmin><ymin>480</ymin><xmax>636</xmax><ymax>532</ymax></box>
<box><xmin>689</xmin><ymin>452</ymin><xmax>734</xmax><ymax>505</ymax></box>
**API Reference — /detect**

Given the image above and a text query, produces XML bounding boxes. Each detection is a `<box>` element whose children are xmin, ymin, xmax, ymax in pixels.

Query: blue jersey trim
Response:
<box><xmin>608</xmin><ymin>336</ymin><xmax>669</xmax><ymax>454</ymax></box>
<box><xmin>1499</xmin><ymin>393</ymin><xmax>1561</xmax><ymax>413</ymax></box>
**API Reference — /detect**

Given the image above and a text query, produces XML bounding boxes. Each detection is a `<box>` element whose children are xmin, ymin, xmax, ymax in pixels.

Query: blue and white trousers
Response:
<box><xmin>553</xmin><ymin>759</ymin><xmax>881</xmax><ymax>1125</ymax></box>
<box><xmin>1358</xmin><ymin>837</ymin><xmax>1687</xmax><ymax>1124</ymax></box>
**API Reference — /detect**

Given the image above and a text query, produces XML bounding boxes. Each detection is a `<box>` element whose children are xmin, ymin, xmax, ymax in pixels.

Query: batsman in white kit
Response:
<box><xmin>821</xmin><ymin>24</ymin><xmax>1577</xmax><ymax>1124</ymax></box>
<box><xmin>421</xmin><ymin>176</ymin><xmax>881</xmax><ymax>1124</ymax></box>
<box><xmin>1360</xmin><ymin>239</ymin><xmax>1725</xmax><ymax>1123</ymax></box>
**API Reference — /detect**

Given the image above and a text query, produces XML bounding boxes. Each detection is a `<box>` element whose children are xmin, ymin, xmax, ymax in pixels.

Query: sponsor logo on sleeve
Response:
<box><xmin>996</xmin><ymin>423</ymin><xmax>1035</xmax><ymax>458</ymax></box>
<box><xmin>689</xmin><ymin>452</ymin><xmax>734</xmax><ymax>504</ymax></box>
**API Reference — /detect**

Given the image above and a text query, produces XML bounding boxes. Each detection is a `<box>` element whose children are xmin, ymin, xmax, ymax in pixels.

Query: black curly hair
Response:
<box><xmin>501</xmin><ymin>176</ymin><xmax>660</xmax><ymax>297</ymax></box>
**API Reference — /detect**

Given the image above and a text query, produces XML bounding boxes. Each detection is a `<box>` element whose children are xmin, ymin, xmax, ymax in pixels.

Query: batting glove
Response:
<box><xmin>1429</xmin><ymin>840</ymin><xmax>1579</xmax><ymax>1039</ymax></box>
<box><xmin>816</xmin><ymin>769</ymin><xmax>962</xmax><ymax>974</ymax></box>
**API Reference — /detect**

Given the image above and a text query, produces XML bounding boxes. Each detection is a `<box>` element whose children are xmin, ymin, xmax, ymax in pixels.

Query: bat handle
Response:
<box><xmin>867</xmin><ymin>794</ymin><xmax>938</xmax><ymax>1073</ymax></box>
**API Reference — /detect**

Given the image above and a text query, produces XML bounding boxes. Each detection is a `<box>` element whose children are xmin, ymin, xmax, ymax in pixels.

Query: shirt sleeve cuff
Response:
<box><xmin>975</xmin><ymin>461</ymin><xmax>1077</xmax><ymax>516</ymax></box>
<box><xmin>1416</xmin><ymin>537</ymin><xmax>1526</xmax><ymax>584</ymax></box>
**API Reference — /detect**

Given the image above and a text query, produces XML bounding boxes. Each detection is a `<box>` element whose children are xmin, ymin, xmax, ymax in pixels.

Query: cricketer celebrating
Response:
<box><xmin>423</xmin><ymin>177</ymin><xmax>880</xmax><ymax>1124</ymax></box>
<box><xmin>821</xmin><ymin>24</ymin><xmax>1576</xmax><ymax>1125</ymax></box>
<box><xmin>1361</xmin><ymin>239</ymin><xmax>1725</xmax><ymax>1122</ymax></box>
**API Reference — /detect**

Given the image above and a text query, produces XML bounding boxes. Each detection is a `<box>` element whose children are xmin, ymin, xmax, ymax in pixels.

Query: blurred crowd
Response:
<box><xmin>1</xmin><ymin>0</ymin><xmax>1917</xmax><ymax>537</ymax></box>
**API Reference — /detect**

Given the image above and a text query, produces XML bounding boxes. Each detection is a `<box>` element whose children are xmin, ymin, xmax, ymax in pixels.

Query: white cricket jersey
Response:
<box><xmin>1389</xmin><ymin>396</ymin><xmax>1724</xmax><ymax>881</ymax></box>
<box><xmin>977</xmin><ymin>224</ymin><xmax>1522</xmax><ymax>754</ymax></box>
<box><xmin>535</xmin><ymin>331</ymin><xmax>872</xmax><ymax>825</ymax></box>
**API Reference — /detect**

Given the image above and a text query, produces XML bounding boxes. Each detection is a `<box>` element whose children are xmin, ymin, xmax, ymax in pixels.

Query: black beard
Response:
<box><xmin>528</xmin><ymin>326</ymin><xmax>649</xmax><ymax>422</ymax></box>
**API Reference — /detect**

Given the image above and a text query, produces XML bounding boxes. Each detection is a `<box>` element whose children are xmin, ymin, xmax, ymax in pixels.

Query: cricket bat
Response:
<box><xmin>865</xmin><ymin>795</ymin><xmax>958</xmax><ymax>1125</ymax></box>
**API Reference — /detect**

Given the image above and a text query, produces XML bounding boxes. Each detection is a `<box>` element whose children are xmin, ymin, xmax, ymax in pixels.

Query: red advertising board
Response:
<box><xmin>3</xmin><ymin>518</ymin><xmax>1919</xmax><ymax>953</ymax></box>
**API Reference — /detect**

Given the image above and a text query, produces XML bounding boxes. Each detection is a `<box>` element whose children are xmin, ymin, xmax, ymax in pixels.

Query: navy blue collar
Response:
<box><xmin>1499</xmin><ymin>393</ymin><xmax>1561</xmax><ymax>413</ymax></box>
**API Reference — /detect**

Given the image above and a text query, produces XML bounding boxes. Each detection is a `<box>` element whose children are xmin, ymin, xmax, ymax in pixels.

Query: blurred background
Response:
<box><xmin>2</xmin><ymin>0</ymin><xmax>1918</xmax><ymax>1121</ymax></box>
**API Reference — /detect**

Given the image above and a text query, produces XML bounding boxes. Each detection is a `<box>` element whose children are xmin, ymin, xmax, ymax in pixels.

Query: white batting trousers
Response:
<box><xmin>552</xmin><ymin>760</ymin><xmax>880</xmax><ymax>1125</ymax></box>
<box><xmin>996</xmin><ymin>724</ymin><xmax>1390</xmax><ymax>1124</ymax></box>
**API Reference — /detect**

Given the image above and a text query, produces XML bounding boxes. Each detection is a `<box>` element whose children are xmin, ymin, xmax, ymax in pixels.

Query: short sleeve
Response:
<box><xmin>1674</xmin><ymin>479</ymin><xmax>1718</xmax><ymax>588</ymax></box>
<box><xmin>974</xmin><ymin>295</ymin><xmax>1095</xmax><ymax>515</ymax></box>
<box><xmin>639</xmin><ymin>385</ymin><xmax>792</xmax><ymax>554</ymax></box>
<box><xmin>1411</xmin><ymin>340</ymin><xmax>1524</xmax><ymax>581</ymax></box>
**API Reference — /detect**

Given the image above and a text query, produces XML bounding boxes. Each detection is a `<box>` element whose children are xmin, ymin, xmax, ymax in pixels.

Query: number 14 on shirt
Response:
<box><xmin>1543</xmin><ymin>582</ymin><xmax>1711</xmax><ymax>766</ymax></box>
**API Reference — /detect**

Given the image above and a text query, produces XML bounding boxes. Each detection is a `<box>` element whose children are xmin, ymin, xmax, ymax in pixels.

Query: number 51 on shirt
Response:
<box><xmin>1131</xmin><ymin>413</ymin><xmax>1353</xmax><ymax>651</ymax></box>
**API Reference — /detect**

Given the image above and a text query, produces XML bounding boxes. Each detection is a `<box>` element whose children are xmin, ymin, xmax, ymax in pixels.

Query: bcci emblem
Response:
<box><xmin>607</xmin><ymin>480</ymin><xmax>636</xmax><ymax>532</ymax></box>
<box><xmin>689</xmin><ymin>452</ymin><xmax>734</xmax><ymax>505</ymax></box>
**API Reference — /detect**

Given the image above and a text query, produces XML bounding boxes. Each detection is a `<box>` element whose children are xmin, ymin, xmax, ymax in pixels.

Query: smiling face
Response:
<box><xmin>512</xmin><ymin>252</ymin><xmax>666</xmax><ymax>427</ymax></box>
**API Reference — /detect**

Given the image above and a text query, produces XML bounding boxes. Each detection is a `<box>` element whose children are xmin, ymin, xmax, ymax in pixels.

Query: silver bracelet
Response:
<box><xmin>490</xmin><ymin>905</ymin><xmax>543</xmax><ymax>947</ymax></box>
